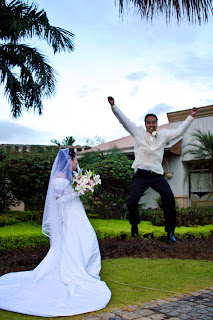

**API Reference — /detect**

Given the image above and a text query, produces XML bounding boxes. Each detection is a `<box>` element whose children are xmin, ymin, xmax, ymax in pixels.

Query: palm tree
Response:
<box><xmin>86</xmin><ymin>135</ymin><xmax>105</xmax><ymax>147</ymax></box>
<box><xmin>62</xmin><ymin>136</ymin><xmax>76</xmax><ymax>146</ymax></box>
<box><xmin>51</xmin><ymin>136</ymin><xmax>76</xmax><ymax>146</ymax></box>
<box><xmin>0</xmin><ymin>0</ymin><xmax>75</xmax><ymax>117</ymax></box>
<box><xmin>50</xmin><ymin>139</ymin><xmax>61</xmax><ymax>146</ymax></box>
<box><xmin>117</xmin><ymin>0</ymin><xmax>213</xmax><ymax>24</ymax></box>
<box><xmin>183</xmin><ymin>129</ymin><xmax>213</xmax><ymax>191</ymax></box>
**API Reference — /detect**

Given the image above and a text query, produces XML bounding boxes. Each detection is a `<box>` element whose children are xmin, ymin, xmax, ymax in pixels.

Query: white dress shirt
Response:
<box><xmin>112</xmin><ymin>104</ymin><xmax>194</xmax><ymax>175</ymax></box>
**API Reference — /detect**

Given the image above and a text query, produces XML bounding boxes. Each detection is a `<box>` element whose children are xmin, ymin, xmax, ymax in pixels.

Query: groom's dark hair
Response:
<box><xmin>144</xmin><ymin>114</ymin><xmax>158</xmax><ymax>123</ymax></box>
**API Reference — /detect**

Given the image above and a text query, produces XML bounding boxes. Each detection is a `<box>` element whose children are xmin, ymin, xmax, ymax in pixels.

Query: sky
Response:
<box><xmin>1</xmin><ymin>0</ymin><xmax>213</xmax><ymax>146</ymax></box>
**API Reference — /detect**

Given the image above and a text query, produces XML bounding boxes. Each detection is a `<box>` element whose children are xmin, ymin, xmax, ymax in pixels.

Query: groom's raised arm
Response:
<box><xmin>107</xmin><ymin>97</ymin><xmax>140</xmax><ymax>137</ymax></box>
<box><xmin>164</xmin><ymin>107</ymin><xmax>198</xmax><ymax>142</ymax></box>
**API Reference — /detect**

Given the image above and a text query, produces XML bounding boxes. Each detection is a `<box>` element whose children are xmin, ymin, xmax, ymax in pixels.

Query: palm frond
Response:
<box><xmin>0</xmin><ymin>43</ymin><xmax>57</xmax><ymax>117</ymax></box>
<box><xmin>0</xmin><ymin>0</ymin><xmax>75</xmax><ymax>51</ymax></box>
<box><xmin>183</xmin><ymin>129</ymin><xmax>213</xmax><ymax>160</ymax></box>
<box><xmin>0</xmin><ymin>63</ymin><xmax>23</xmax><ymax>117</ymax></box>
<box><xmin>117</xmin><ymin>0</ymin><xmax>213</xmax><ymax>24</ymax></box>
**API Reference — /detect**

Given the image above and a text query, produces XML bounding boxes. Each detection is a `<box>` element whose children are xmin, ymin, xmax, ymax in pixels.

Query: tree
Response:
<box><xmin>50</xmin><ymin>139</ymin><xmax>61</xmax><ymax>146</ymax></box>
<box><xmin>62</xmin><ymin>136</ymin><xmax>76</xmax><ymax>146</ymax></box>
<box><xmin>86</xmin><ymin>135</ymin><xmax>105</xmax><ymax>148</ymax></box>
<box><xmin>0</xmin><ymin>0</ymin><xmax>75</xmax><ymax>117</ymax></box>
<box><xmin>50</xmin><ymin>136</ymin><xmax>75</xmax><ymax>146</ymax></box>
<box><xmin>117</xmin><ymin>0</ymin><xmax>213</xmax><ymax>24</ymax></box>
<box><xmin>183</xmin><ymin>129</ymin><xmax>213</xmax><ymax>191</ymax></box>
<box><xmin>82</xmin><ymin>156</ymin><xmax>134</xmax><ymax>219</ymax></box>
<box><xmin>79</xmin><ymin>147</ymin><xmax>124</xmax><ymax>166</ymax></box>
<box><xmin>0</xmin><ymin>149</ymin><xmax>57</xmax><ymax>217</ymax></box>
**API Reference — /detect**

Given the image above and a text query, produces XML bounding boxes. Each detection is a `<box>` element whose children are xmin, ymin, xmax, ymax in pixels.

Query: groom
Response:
<box><xmin>107</xmin><ymin>96</ymin><xmax>198</xmax><ymax>242</ymax></box>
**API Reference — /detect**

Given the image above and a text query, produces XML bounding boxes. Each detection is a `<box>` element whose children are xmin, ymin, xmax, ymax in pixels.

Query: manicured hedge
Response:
<box><xmin>1</xmin><ymin>220</ymin><xmax>213</xmax><ymax>251</ymax></box>
<box><xmin>1</xmin><ymin>206</ymin><xmax>213</xmax><ymax>228</ymax></box>
<box><xmin>0</xmin><ymin>211</ymin><xmax>39</xmax><ymax>227</ymax></box>
<box><xmin>0</xmin><ymin>222</ymin><xmax>49</xmax><ymax>251</ymax></box>
<box><xmin>140</xmin><ymin>206</ymin><xmax>213</xmax><ymax>227</ymax></box>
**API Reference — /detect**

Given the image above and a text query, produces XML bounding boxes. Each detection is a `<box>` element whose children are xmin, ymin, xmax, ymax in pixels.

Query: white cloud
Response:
<box><xmin>147</xmin><ymin>103</ymin><xmax>175</xmax><ymax>116</ymax></box>
<box><xmin>0</xmin><ymin>121</ymin><xmax>52</xmax><ymax>145</ymax></box>
<box><xmin>130</xmin><ymin>86</ymin><xmax>139</xmax><ymax>96</ymax></box>
<box><xmin>76</xmin><ymin>85</ymin><xmax>99</xmax><ymax>98</ymax></box>
<box><xmin>125</xmin><ymin>71</ymin><xmax>147</xmax><ymax>81</ymax></box>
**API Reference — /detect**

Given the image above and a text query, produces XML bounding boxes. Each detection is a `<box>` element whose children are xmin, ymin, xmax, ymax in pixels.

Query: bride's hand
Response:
<box><xmin>108</xmin><ymin>96</ymin><xmax>114</xmax><ymax>106</ymax></box>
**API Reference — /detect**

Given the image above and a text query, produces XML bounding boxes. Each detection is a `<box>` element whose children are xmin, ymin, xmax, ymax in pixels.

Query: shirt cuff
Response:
<box><xmin>188</xmin><ymin>115</ymin><xmax>194</xmax><ymax>122</ymax></box>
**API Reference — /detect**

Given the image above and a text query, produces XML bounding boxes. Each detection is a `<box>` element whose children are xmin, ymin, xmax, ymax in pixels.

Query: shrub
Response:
<box><xmin>81</xmin><ymin>156</ymin><xmax>134</xmax><ymax>219</ymax></box>
<box><xmin>0</xmin><ymin>222</ymin><xmax>49</xmax><ymax>251</ymax></box>
<box><xmin>176</xmin><ymin>206</ymin><xmax>213</xmax><ymax>227</ymax></box>
<box><xmin>0</xmin><ymin>211</ymin><xmax>39</xmax><ymax>227</ymax></box>
<box><xmin>140</xmin><ymin>206</ymin><xmax>213</xmax><ymax>227</ymax></box>
<box><xmin>0</xmin><ymin>149</ymin><xmax>57</xmax><ymax>212</ymax></box>
<box><xmin>1</xmin><ymin>221</ymin><xmax>213</xmax><ymax>252</ymax></box>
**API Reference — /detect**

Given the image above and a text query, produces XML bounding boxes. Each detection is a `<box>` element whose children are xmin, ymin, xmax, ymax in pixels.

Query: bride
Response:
<box><xmin>0</xmin><ymin>148</ymin><xmax>111</xmax><ymax>317</ymax></box>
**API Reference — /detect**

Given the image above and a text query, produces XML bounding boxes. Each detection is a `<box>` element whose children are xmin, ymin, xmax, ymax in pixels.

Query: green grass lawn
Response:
<box><xmin>0</xmin><ymin>257</ymin><xmax>213</xmax><ymax>320</ymax></box>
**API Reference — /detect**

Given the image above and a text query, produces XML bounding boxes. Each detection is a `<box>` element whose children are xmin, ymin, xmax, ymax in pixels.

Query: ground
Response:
<box><xmin>1</xmin><ymin>236</ymin><xmax>213</xmax><ymax>276</ymax></box>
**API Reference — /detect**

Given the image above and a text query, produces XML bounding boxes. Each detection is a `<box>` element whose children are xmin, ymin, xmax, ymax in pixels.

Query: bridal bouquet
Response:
<box><xmin>72</xmin><ymin>170</ymin><xmax>101</xmax><ymax>196</ymax></box>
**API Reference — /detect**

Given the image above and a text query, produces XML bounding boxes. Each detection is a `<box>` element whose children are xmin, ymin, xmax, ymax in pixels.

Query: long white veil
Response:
<box><xmin>41</xmin><ymin>148</ymin><xmax>75</xmax><ymax>274</ymax></box>
<box><xmin>42</xmin><ymin>148</ymin><xmax>73</xmax><ymax>238</ymax></box>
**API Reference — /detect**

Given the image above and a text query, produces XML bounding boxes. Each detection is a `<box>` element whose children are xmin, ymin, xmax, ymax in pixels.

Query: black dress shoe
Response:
<box><xmin>131</xmin><ymin>225</ymin><xmax>138</xmax><ymax>238</ymax></box>
<box><xmin>168</xmin><ymin>231</ymin><xmax>176</xmax><ymax>242</ymax></box>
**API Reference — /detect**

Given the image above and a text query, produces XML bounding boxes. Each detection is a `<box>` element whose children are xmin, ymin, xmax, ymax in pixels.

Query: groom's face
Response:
<box><xmin>145</xmin><ymin>116</ymin><xmax>158</xmax><ymax>134</ymax></box>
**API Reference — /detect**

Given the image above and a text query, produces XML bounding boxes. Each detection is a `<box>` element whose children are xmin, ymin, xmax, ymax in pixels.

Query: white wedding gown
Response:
<box><xmin>0</xmin><ymin>178</ymin><xmax>111</xmax><ymax>317</ymax></box>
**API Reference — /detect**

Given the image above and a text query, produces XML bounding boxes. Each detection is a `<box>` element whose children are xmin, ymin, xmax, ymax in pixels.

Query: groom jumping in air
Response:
<box><xmin>107</xmin><ymin>96</ymin><xmax>198</xmax><ymax>242</ymax></box>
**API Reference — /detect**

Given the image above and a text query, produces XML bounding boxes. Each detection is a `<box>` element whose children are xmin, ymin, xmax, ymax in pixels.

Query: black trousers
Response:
<box><xmin>127</xmin><ymin>169</ymin><xmax>176</xmax><ymax>233</ymax></box>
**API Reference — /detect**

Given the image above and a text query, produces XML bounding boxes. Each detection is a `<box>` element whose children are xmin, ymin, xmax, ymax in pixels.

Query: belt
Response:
<box><xmin>137</xmin><ymin>168</ymin><xmax>162</xmax><ymax>176</ymax></box>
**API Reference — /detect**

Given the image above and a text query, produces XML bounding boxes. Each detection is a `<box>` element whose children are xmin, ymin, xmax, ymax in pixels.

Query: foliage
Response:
<box><xmin>79</xmin><ymin>147</ymin><xmax>126</xmax><ymax>166</ymax></box>
<box><xmin>0</xmin><ymin>222</ymin><xmax>49</xmax><ymax>251</ymax></box>
<box><xmin>183</xmin><ymin>129</ymin><xmax>213</xmax><ymax>191</ymax></box>
<box><xmin>117</xmin><ymin>0</ymin><xmax>213</xmax><ymax>24</ymax></box>
<box><xmin>0</xmin><ymin>148</ymin><xmax>17</xmax><ymax>211</ymax></box>
<box><xmin>62</xmin><ymin>136</ymin><xmax>75</xmax><ymax>146</ymax></box>
<box><xmin>80</xmin><ymin>155</ymin><xmax>134</xmax><ymax>219</ymax></box>
<box><xmin>154</xmin><ymin>195</ymin><xmax>178</xmax><ymax>210</ymax></box>
<box><xmin>154</xmin><ymin>196</ymin><xmax>163</xmax><ymax>209</ymax></box>
<box><xmin>85</xmin><ymin>135</ymin><xmax>105</xmax><ymax>148</ymax></box>
<box><xmin>51</xmin><ymin>136</ymin><xmax>76</xmax><ymax>146</ymax></box>
<box><xmin>0</xmin><ymin>149</ymin><xmax>58</xmax><ymax>214</ymax></box>
<box><xmin>0</xmin><ymin>0</ymin><xmax>75</xmax><ymax>117</ymax></box>
<box><xmin>0</xmin><ymin>172</ymin><xmax>18</xmax><ymax>212</ymax></box>
<box><xmin>50</xmin><ymin>139</ymin><xmax>61</xmax><ymax>146</ymax></box>
<box><xmin>140</xmin><ymin>206</ymin><xmax>213</xmax><ymax>227</ymax></box>
<box><xmin>1</xmin><ymin>220</ymin><xmax>213</xmax><ymax>251</ymax></box>
<box><xmin>0</xmin><ymin>210</ymin><xmax>39</xmax><ymax>227</ymax></box>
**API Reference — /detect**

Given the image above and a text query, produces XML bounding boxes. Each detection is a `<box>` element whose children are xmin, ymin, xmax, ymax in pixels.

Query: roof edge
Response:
<box><xmin>167</xmin><ymin>105</ymin><xmax>213</xmax><ymax>122</ymax></box>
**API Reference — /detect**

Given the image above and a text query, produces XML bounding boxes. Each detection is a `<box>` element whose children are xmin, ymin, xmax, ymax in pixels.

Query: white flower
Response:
<box><xmin>86</xmin><ymin>170</ymin><xmax>93</xmax><ymax>178</ymax></box>
<box><xmin>93</xmin><ymin>174</ymin><xmax>101</xmax><ymax>185</ymax></box>
<box><xmin>151</xmin><ymin>127</ymin><xmax>158</xmax><ymax>139</ymax></box>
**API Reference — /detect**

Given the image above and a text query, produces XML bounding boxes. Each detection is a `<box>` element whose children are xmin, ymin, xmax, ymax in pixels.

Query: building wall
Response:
<box><xmin>140</xmin><ymin>157</ymin><xmax>189</xmax><ymax>209</ymax></box>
